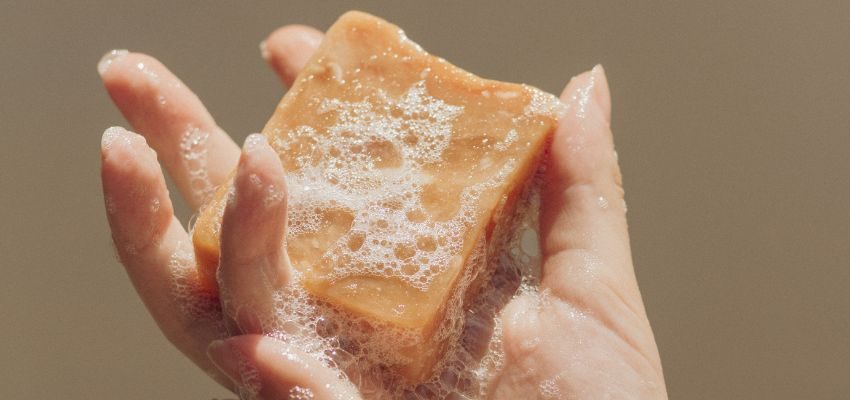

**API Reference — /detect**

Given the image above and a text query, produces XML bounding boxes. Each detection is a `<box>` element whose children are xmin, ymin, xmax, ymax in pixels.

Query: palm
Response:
<box><xmin>99</xmin><ymin>24</ymin><xmax>665</xmax><ymax>399</ymax></box>
<box><xmin>494</xmin><ymin>291</ymin><xmax>664</xmax><ymax>398</ymax></box>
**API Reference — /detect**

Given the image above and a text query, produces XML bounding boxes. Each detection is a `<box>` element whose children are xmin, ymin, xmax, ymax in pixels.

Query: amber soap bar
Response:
<box><xmin>192</xmin><ymin>11</ymin><xmax>561</xmax><ymax>382</ymax></box>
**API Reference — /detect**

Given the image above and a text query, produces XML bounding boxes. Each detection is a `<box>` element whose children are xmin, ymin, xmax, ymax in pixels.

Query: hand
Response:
<box><xmin>99</xmin><ymin>23</ymin><xmax>666</xmax><ymax>399</ymax></box>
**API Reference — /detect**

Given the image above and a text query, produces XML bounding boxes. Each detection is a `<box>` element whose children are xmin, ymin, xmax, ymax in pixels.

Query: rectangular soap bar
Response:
<box><xmin>192</xmin><ymin>10</ymin><xmax>561</xmax><ymax>383</ymax></box>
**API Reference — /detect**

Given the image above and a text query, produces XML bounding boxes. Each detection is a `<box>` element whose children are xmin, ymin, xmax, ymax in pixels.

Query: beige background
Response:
<box><xmin>1</xmin><ymin>1</ymin><xmax>848</xmax><ymax>399</ymax></box>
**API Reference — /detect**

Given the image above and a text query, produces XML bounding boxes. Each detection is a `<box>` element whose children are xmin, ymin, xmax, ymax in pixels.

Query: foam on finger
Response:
<box><xmin>98</xmin><ymin>51</ymin><xmax>240</xmax><ymax>209</ymax></box>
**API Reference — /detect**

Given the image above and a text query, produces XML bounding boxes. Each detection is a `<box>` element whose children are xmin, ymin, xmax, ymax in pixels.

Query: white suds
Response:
<box><xmin>257</xmin><ymin>79</ymin><xmax>554</xmax><ymax>398</ymax></box>
<box><xmin>522</xmin><ymin>85</ymin><xmax>566</xmax><ymax>120</ymax></box>
<box><xmin>180</xmin><ymin>127</ymin><xmax>215</xmax><ymax>203</ymax></box>
<box><xmin>494</xmin><ymin>129</ymin><xmax>519</xmax><ymax>151</ymax></box>
<box><xmin>277</xmin><ymin>80</ymin><xmax>477</xmax><ymax>290</ymax></box>
<box><xmin>181</xmin><ymin>29</ymin><xmax>562</xmax><ymax>397</ymax></box>
<box><xmin>168</xmin><ymin>241</ymin><xmax>225</xmax><ymax>327</ymax></box>
<box><xmin>288</xmin><ymin>385</ymin><xmax>315</xmax><ymax>400</ymax></box>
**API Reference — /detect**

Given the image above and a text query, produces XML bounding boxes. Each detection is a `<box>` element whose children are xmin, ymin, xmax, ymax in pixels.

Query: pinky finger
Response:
<box><xmin>261</xmin><ymin>25</ymin><xmax>324</xmax><ymax>86</ymax></box>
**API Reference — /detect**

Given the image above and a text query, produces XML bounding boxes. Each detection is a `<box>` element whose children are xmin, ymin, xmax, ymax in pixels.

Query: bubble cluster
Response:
<box><xmin>177</xmin><ymin>17</ymin><xmax>563</xmax><ymax>396</ymax></box>
<box><xmin>168</xmin><ymin>240</ymin><xmax>224</xmax><ymax>327</ymax></box>
<box><xmin>522</xmin><ymin>84</ymin><xmax>567</xmax><ymax>120</ymax></box>
<box><xmin>538</xmin><ymin>378</ymin><xmax>561</xmax><ymax>399</ymax></box>
<box><xmin>252</xmin><ymin>73</ymin><xmax>554</xmax><ymax>397</ymax></box>
<box><xmin>222</xmin><ymin>160</ymin><xmax>550</xmax><ymax>399</ymax></box>
<box><xmin>288</xmin><ymin>385</ymin><xmax>316</xmax><ymax>400</ymax></box>
<box><xmin>494</xmin><ymin>129</ymin><xmax>518</xmax><ymax>152</ymax></box>
<box><xmin>275</xmin><ymin>80</ymin><xmax>523</xmax><ymax>290</ymax></box>
<box><xmin>234</xmin><ymin>346</ymin><xmax>263</xmax><ymax>399</ymax></box>
<box><xmin>181</xmin><ymin>126</ymin><xmax>215</xmax><ymax>203</ymax></box>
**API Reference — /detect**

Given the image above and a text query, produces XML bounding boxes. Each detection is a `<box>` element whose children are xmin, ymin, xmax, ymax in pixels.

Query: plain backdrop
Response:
<box><xmin>1</xmin><ymin>1</ymin><xmax>848</xmax><ymax>399</ymax></box>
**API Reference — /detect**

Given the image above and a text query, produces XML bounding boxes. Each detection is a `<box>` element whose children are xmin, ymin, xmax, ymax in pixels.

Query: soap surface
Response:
<box><xmin>192</xmin><ymin>10</ymin><xmax>561</xmax><ymax>383</ymax></box>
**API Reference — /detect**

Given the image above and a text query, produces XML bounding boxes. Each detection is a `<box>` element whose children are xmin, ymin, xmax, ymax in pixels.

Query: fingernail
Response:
<box><xmin>97</xmin><ymin>49</ymin><xmax>129</xmax><ymax>76</ymax></box>
<box><xmin>243</xmin><ymin>133</ymin><xmax>268</xmax><ymax>153</ymax></box>
<box><xmin>101</xmin><ymin>126</ymin><xmax>146</xmax><ymax>153</ymax></box>
<box><xmin>566</xmin><ymin>67</ymin><xmax>609</xmax><ymax>125</ymax></box>
<box><xmin>102</xmin><ymin>126</ymin><xmax>150</xmax><ymax>154</ymax></box>
<box><xmin>101</xmin><ymin>126</ymin><xmax>127</xmax><ymax>151</ymax></box>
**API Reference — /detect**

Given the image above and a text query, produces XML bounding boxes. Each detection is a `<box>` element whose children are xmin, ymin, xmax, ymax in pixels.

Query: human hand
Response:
<box><xmin>99</xmin><ymin>23</ymin><xmax>666</xmax><ymax>399</ymax></box>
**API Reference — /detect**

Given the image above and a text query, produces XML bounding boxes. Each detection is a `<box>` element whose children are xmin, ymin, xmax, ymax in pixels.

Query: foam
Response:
<box><xmin>288</xmin><ymin>386</ymin><xmax>315</xmax><ymax>400</ymax></box>
<box><xmin>181</xmin><ymin>12</ymin><xmax>561</xmax><ymax>397</ymax></box>
<box><xmin>494</xmin><ymin>129</ymin><xmax>518</xmax><ymax>151</ymax></box>
<box><xmin>273</xmin><ymin>80</ymin><xmax>496</xmax><ymax>291</ymax></box>
<box><xmin>212</xmin><ymin>160</ymin><xmax>550</xmax><ymax>399</ymax></box>
<box><xmin>180</xmin><ymin>126</ymin><xmax>215</xmax><ymax>203</ymax></box>
<box><xmin>234</xmin><ymin>346</ymin><xmax>263</xmax><ymax>399</ymax></box>
<box><xmin>522</xmin><ymin>84</ymin><xmax>566</xmax><ymax>120</ymax></box>
<box><xmin>168</xmin><ymin>240</ymin><xmax>224</xmax><ymax>326</ymax></box>
<box><xmin>537</xmin><ymin>378</ymin><xmax>561</xmax><ymax>399</ymax></box>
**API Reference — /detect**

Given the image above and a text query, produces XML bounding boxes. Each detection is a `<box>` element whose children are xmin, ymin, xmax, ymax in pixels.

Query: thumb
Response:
<box><xmin>207</xmin><ymin>335</ymin><xmax>362</xmax><ymax>400</ymax></box>
<box><xmin>540</xmin><ymin>65</ymin><xmax>650</xmax><ymax>329</ymax></box>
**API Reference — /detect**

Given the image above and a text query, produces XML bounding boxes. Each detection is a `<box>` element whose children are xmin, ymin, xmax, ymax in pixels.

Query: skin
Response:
<box><xmin>99</xmin><ymin>24</ymin><xmax>667</xmax><ymax>399</ymax></box>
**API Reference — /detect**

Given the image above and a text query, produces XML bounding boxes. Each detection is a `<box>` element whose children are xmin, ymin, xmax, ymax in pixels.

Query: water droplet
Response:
<box><xmin>538</xmin><ymin>378</ymin><xmax>560</xmax><ymax>399</ymax></box>
<box><xmin>105</xmin><ymin>195</ymin><xmax>116</xmax><ymax>215</ymax></box>
<box><xmin>248</xmin><ymin>173</ymin><xmax>262</xmax><ymax>188</ymax></box>
<box><xmin>135</xmin><ymin>62</ymin><xmax>160</xmax><ymax>84</ymax></box>
<box><xmin>288</xmin><ymin>385</ymin><xmax>315</xmax><ymax>400</ymax></box>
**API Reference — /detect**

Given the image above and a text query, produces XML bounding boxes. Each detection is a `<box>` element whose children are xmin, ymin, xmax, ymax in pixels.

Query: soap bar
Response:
<box><xmin>192</xmin><ymin>10</ymin><xmax>561</xmax><ymax>383</ymax></box>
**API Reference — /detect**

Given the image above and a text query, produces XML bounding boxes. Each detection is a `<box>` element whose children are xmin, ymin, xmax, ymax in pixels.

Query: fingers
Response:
<box><xmin>208</xmin><ymin>335</ymin><xmax>362</xmax><ymax>400</ymax></box>
<box><xmin>98</xmin><ymin>51</ymin><xmax>240</xmax><ymax>210</ymax></box>
<box><xmin>101</xmin><ymin>126</ymin><xmax>232</xmax><ymax>388</ymax></box>
<box><xmin>539</xmin><ymin>66</ymin><xmax>645</xmax><ymax>315</ymax></box>
<box><xmin>261</xmin><ymin>25</ymin><xmax>324</xmax><ymax>86</ymax></box>
<box><xmin>102</xmin><ymin>126</ymin><xmax>177</xmax><ymax>263</ymax></box>
<box><xmin>218</xmin><ymin>134</ymin><xmax>289</xmax><ymax>335</ymax></box>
